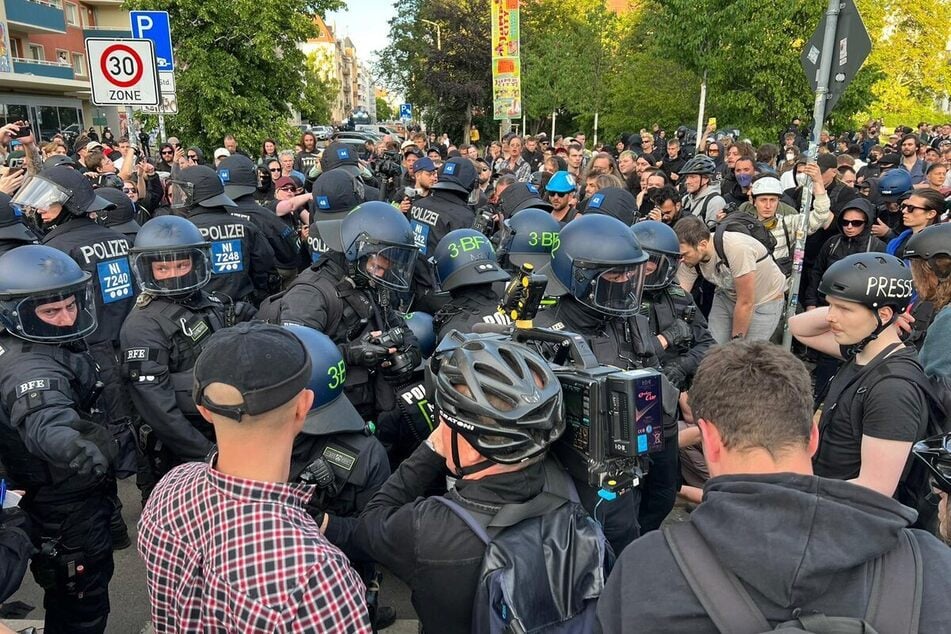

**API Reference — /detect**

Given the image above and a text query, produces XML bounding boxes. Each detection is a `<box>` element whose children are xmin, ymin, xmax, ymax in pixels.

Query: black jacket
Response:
<box><xmin>231</xmin><ymin>195</ymin><xmax>302</xmax><ymax>271</ymax></box>
<box><xmin>409</xmin><ymin>191</ymin><xmax>476</xmax><ymax>311</ymax></box>
<box><xmin>803</xmin><ymin>221</ymin><xmax>886</xmax><ymax>308</ymax></box>
<box><xmin>433</xmin><ymin>285</ymin><xmax>509</xmax><ymax>340</ymax></box>
<box><xmin>596</xmin><ymin>474</ymin><xmax>951</xmax><ymax>633</ymax></box>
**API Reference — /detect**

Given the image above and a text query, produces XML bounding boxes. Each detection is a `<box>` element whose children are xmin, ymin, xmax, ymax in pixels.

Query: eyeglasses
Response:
<box><xmin>901</xmin><ymin>203</ymin><xmax>932</xmax><ymax>214</ymax></box>
<box><xmin>122</xmin><ymin>188</ymin><xmax>137</xmax><ymax>194</ymax></box>
<box><xmin>269</xmin><ymin>167</ymin><xmax>282</xmax><ymax>173</ymax></box>
<box><xmin>841</xmin><ymin>219</ymin><xmax>866</xmax><ymax>227</ymax></box>
<box><xmin>161</xmin><ymin>150</ymin><xmax>173</xmax><ymax>155</ymax></box>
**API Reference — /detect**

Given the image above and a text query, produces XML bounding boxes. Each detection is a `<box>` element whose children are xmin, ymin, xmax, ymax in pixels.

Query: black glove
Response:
<box><xmin>342</xmin><ymin>336</ymin><xmax>390</xmax><ymax>368</ymax></box>
<box><xmin>660</xmin><ymin>319</ymin><xmax>693</xmax><ymax>349</ymax></box>
<box><xmin>64</xmin><ymin>439</ymin><xmax>108</xmax><ymax>478</ymax></box>
<box><xmin>661</xmin><ymin>363</ymin><xmax>688</xmax><ymax>390</ymax></box>
<box><xmin>0</xmin><ymin>507</ymin><xmax>31</xmax><ymax>534</ymax></box>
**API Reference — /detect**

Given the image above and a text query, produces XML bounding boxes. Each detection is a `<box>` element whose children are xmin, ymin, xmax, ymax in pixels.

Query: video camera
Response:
<box><xmin>371</xmin><ymin>325</ymin><xmax>421</xmax><ymax>383</ymax></box>
<box><xmin>375</xmin><ymin>150</ymin><xmax>403</xmax><ymax>180</ymax></box>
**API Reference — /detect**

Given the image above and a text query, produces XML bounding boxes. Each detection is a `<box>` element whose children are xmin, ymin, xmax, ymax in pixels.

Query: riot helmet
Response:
<box><xmin>402</xmin><ymin>311</ymin><xmax>437</xmax><ymax>358</ymax></box>
<box><xmin>630</xmin><ymin>220</ymin><xmax>681</xmax><ymax>290</ymax></box>
<box><xmin>13</xmin><ymin>165</ymin><xmax>113</xmax><ymax>224</ymax></box>
<box><xmin>0</xmin><ymin>244</ymin><xmax>96</xmax><ymax>342</ymax></box>
<box><xmin>550</xmin><ymin>214</ymin><xmax>648</xmax><ymax>316</ymax></box>
<box><xmin>339</xmin><ymin>201</ymin><xmax>417</xmax><ymax>292</ymax></box>
<box><xmin>167</xmin><ymin>165</ymin><xmax>236</xmax><ymax>211</ymax></box>
<box><xmin>497</xmin><ymin>207</ymin><xmax>562</xmax><ymax>271</ymax></box>
<box><xmin>0</xmin><ymin>192</ymin><xmax>38</xmax><ymax>245</ymax></box>
<box><xmin>95</xmin><ymin>187</ymin><xmax>141</xmax><ymax>236</ymax></box>
<box><xmin>217</xmin><ymin>154</ymin><xmax>259</xmax><ymax>199</ymax></box>
<box><xmin>130</xmin><ymin>216</ymin><xmax>212</xmax><ymax>296</ymax></box>
<box><xmin>434</xmin><ymin>228</ymin><xmax>509</xmax><ymax>292</ymax></box>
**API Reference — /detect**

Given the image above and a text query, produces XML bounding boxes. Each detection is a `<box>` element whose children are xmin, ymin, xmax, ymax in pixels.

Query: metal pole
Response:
<box><xmin>125</xmin><ymin>105</ymin><xmax>137</xmax><ymax>150</ymax></box>
<box><xmin>695</xmin><ymin>70</ymin><xmax>707</xmax><ymax>152</ymax></box>
<box><xmin>593</xmin><ymin>111</ymin><xmax>599</xmax><ymax>148</ymax></box>
<box><xmin>551</xmin><ymin>110</ymin><xmax>556</xmax><ymax>142</ymax></box>
<box><xmin>158</xmin><ymin>113</ymin><xmax>166</xmax><ymax>144</ymax></box>
<box><xmin>782</xmin><ymin>0</ymin><xmax>840</xmax><ymax>350</ymax></box>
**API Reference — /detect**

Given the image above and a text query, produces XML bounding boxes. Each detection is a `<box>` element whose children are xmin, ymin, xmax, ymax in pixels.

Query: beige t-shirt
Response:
<box><xmin>678</xmin><ymin>231</ymin><xmax>786</xmax><ymax>304</ymax></box>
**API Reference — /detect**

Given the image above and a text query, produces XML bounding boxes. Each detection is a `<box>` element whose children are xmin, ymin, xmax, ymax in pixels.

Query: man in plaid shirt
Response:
<box><xmin>137</xmin><ymin>322</ymin><xmax>371</xmax><ymax>632</ymax></box>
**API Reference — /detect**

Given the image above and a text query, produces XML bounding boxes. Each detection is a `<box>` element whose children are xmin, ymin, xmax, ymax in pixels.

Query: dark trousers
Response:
<box><xmin>638</xmin><ymin>434</ymin><xmax>680</xmax><ymax>533</ymax></box>
<box><xmin>26</xmin><ymin>490</ymin><xmax>115</xmax><ymax>634</ymax></box>
<box><xmin>576</xmin><ymin>479</ymin><xmax>641</xmax><ymax>558</ymax></box>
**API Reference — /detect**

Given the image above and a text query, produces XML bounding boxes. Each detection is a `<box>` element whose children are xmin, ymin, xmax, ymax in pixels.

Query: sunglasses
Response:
<box><xmin>269</xmin><ymin>167</ymin><xmax>282</xmax><ymax>173</ymax></box>
<box><xmin>549</xmin><ymin>191</ymin><xmax>571</xmax><ymax>198</ymax></box>
<box><xmin>187</xmin><ymin>154</ymin><xmax>198</xmax><ymax>160</ymax></box>
<box><xmin>278</xmin><ymin>185</ymin><xmax>297</xmax><ymax>192</ymax></box>
<box><xmin>841</xmin><ymin>219</ymin><xmax>866</xmax><ymax>227</ymax></box>
<box><xmin>901</xmin><ymin>203</ymin><xmax>932</xmax><ymax>214</ymax></box>
<box><xmin>122</xmin><ymin>188</ymin><xmax>137</xmax><ymax>194</ymax></box>
<box><xmin>161</xmin><ymin>150</ymin><xmax>173</xmax><ymax>155</ymax></box>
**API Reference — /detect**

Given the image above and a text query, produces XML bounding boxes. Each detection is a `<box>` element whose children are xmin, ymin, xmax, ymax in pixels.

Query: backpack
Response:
<box><xmin>663</xmin><ymin>522</ymin><xmax>923</xmax><ymax>634</ymax></box>
<box><xmin>433</xmin><ymin>461</ymin><xmax>611</xmax><ymax>634</ymax></box>
<box><xmin>712</xmin><ymin>208</ymin><xmax>777</xmax><ymax>271</ymax></box>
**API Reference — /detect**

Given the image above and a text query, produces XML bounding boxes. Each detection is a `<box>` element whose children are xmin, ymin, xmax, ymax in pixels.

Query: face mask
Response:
<box><xmin>796</xmin><ymin>173</ymin><xmax>808</xmax><ymax>187</ymax></box>
<box><xmin>785</xmin><ymin>153</ymin><xmax>795</xmax><ymax>161</ymax></box>
<box><xmin>736</xmin><ymin>173</ymin><xmax>753</xmax><ymax>188</ymax></box>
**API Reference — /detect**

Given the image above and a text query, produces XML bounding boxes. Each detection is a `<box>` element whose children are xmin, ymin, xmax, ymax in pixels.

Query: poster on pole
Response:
<box><xmin>491</xmin><ymin>0</ymin><xmax>521</xmax><ymax>120</ymax></box>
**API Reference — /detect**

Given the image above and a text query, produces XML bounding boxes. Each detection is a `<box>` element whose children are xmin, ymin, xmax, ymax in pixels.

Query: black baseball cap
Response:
<box><xmin>193</xmin><ymin>322</ymin><xmax>312</xmax><ymax>421</ymax></box>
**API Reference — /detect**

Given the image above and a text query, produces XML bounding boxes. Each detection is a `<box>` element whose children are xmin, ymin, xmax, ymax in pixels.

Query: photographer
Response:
<box><xmin>262</xmin><ymin>201</ymin><xmax>420</xmax><ymax>423</ymax></box>
<box><xmin>397</xmin><ymin>156</ymin><xmax>436</xmax><ymax>215</ymax></box>
<box><xmin>642</xmin><ymin>185</ymin><xmax>683</xmax><ymax>226</ymax></box>
<box><xmin>386</xmin><ymin>146</ymin><xmax>422</xmax><ymax>205</ymax></box>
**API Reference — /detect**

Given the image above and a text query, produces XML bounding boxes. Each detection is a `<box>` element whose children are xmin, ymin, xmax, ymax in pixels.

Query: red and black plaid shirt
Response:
<box><xmin>138</xmin><ymin>461</ymin><xmax>370</xmax><ymax>633</ymax></box>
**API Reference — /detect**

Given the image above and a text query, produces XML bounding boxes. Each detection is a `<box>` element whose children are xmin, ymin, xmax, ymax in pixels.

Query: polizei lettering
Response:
<box><xmin>199</xmin><ymin>224</ymin><xmax>246</xmax><ymax>241</ymax></box>
<box><xmin>79</xmin><ymin>239</ymin><xmax>129</xmax><ymax>264</ymax></box>
<box><xmin>865</xmin><ymin>276</ymin><xmax>914</xmax><ymax>300</ymax></box>
<box><xmin>411</xmin><ymin>206</ymin><xmax>440</xmax><ymax>227</ymax></box>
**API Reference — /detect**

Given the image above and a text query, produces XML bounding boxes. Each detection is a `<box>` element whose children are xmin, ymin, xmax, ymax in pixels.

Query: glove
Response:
<box><xmin>64</xmin><ymin>439</ymin><xmax>108</xmax><ymax>478</ymax></box>
<box><xmin>661</xmin><ymin>363</ymin><xmax>688</xmax><ymax>390</ymax></box>
<box><xmin>660</xmin><ymin>319</ymin><xmax>693</xmax><ymax>349</ymax></box>
<box><xmin>342</xmin><ymin>336</ymin><xmax>391</xmax><ymax>368</ymax></box>
<box><xmin>0</xmin><ymin>507</ymin><xmax>31</xmax><ymax>534</ymax></box>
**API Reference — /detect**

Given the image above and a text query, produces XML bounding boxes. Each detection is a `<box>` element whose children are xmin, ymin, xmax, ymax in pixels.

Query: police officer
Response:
<box><xmin>0</xmin><ymin>245</ymin><xmax>118</xmax><ymax>634</ymax></box>
<box><xmin>263</xmin><ymin>201</ymin><xmax>420</xmax><ymax>422</ymax></box>
<box><xmin>0</xmin><ymin>191</ymin><xmax>38</xmax><ymax>255</ymax></box>
<box><xmin>218</xmin><ymin>154</ymin><xmax>302</xmax><ymax>289</ymax></box>
<box><xmin>432</xmin><ymin>228</ymin><xmax>510</xmax><ymax>339</ymax></box>
<box><xmin>583</xmin><ymin>186</ymin><xmax>638</xmax><ymax>226</ymax></box>
<box><xmin>305</xmin><ymin>168</ymin><xmax>368</xmax><ymax>262</ymax></box>
<box><xmin>496</xmin><ymin>207</ymin><xmax>562</xmax><ymax>273</ymax></box>
<box><xmin>320</xmin><ymin>141</ymin><xmax>381</xmax><ymax>201</ymax></box>
<box><xmin>630</xmin><ymin>220</ymin><xmax>716</xmax><ymax>533</ymax></box>
<box><xmin>284</xmin><ymin>324</ymin><xmax>395</xmax><ymax>629</ymax></box>
<box><xmin>119</xmin><ymin>216</ymin><xmax>255</xmax><ymax>500</ymax></box>
<box><xmin>534</xmin><ymin>214</ymin><xmax>673</xmax><ymax>554</ymax></box>
<box><xmin>497</xmin><ymin>181</ymin><xmax>553</xmax><ymax>219</ymax></box>
<box><xmin>168</xmin><ymin>165</ymin><xmax>276</xmax><ymax>304</ymax></box>
<box><xmin>409</xmin><ymin>156</ymin><xmax>477</xmax><ymax>312</ymax></box>
<box><xmin>94</xmin><ymin>187</ymin><xmax>141</xmax><ymax>243</ymax></box>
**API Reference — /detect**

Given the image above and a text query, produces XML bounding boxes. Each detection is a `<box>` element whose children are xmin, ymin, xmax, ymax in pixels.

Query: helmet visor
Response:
<box><xmin>356</xmin><ymin>240</ymin><xmax>417</xmax><ymax>291</ymax></box>
<box><xmin>167</xmin><ymin>180</ymin><xmax>196</xmax><ymax>210</ymax></box>
<box><xmin>11</xmin><ymin>176</ymin><xmax>72</xmax><ymax>214</ymax></box>
<box><xmin>131</xmin><ymin>246</ymin><xmax>212</xmax><ymax>296</ymax></box>
<box><xmin>642</xmin><ymin>251</ymin><xmax>680</xmax><ymax>290</ymax></box>
<box><xmin>5</xmin><ymin>280</ymin><xmax>97</xmax><ymax>343</ymax></box>
<box><xmin>573</xmin><ymin>262</ymin><xmax>647</xmax><ymax>316</ymax></box>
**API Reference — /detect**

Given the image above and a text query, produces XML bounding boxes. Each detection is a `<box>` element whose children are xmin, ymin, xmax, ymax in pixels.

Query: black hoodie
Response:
<box><xmin>596</xmin><ymin>473</ymin><xmax>951</xmax><ymax>633</ymax></box>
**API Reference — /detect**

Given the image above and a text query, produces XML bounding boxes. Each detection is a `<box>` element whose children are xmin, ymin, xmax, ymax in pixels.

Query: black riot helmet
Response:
<box><xmin>13</xmin><ymin>165</ymin><xmax>113</xmax><ymax>218</ymax></box>
<box><xmin>496</xmin><ymin>207</ymin><xmax>562</xmax><ymax>272</ymax></box>
<box><xmin>217</xmin><ymin>154</ymin><xmax>259</xmax><ymax>200</ymax></box>
<box><xmin>130</xmin><ymin>216</ymin><xmax>212</xmax><ymax>296</ymax></box>
<box><xmin>168</xmin><ymin>165</ymin><xmax>236</xmax><ymax>211</ymax></box>
<box><xmin>94</xmin><ymin>187</ymin><xmax>141</xmax><ymax>236</ymax></box>
<box><xmin>0</xmin><ymin>244</ymin><xmax>97</xmax><ymax>342</ymax></box>
<box><xmin>338</xmin><ymin>201</ymin><xmax>417</xmax><ymax>292</ymax></box>
<box><xmin>630</xmin><ymin>220</ymin><xmax>681</xmax><ymax>290</ymax></box>
<box><xmin>0</xmin><ymin>192</ymin><xmax>38</xmax><ymax>246</ymax></box>
<box><xmin>434</xmin><ymin>228</ymin><xmax>509</xmax><ymax>292</ymax></box>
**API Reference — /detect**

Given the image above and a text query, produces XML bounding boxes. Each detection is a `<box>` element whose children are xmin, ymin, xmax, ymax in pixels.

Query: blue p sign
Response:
<box><xmin>131</xmin><ymin>11</ymin><xmax>175</xmax><ymax>71</ymax></box>
<box><xmin>400</xmin><ymin>103</ymin><xmax>413</xmax><ymax>120</ymax></box>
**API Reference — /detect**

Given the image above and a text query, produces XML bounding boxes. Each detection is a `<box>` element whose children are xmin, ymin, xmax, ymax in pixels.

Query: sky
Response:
<box><xmin>327</xmin><ymin>0</ymin><xmax>397</xmax><ymax>67</ymax></box>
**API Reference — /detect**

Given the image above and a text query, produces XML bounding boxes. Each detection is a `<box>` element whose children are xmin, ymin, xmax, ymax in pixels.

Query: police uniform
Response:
<box><xmin>119</xmin><ymin>291</ymin><xmax>254</xmax><ymax>495</ymax></box>
<box><xmin>0</xmin><ymin>333</ymin><xmax>116</xmax><ymax>634</ymax></box>
<box><xmin>433</xmin><ymin>286</ymin><xmax>510</xmax><ymax>339</ymax></box>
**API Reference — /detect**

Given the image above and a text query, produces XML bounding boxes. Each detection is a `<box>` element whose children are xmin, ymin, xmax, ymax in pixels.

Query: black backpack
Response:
<box><xmin>433</xmin><ymin>461</ymin><xmax>611</xmax><ymax>633</ymax></box>
<box><xmin>664</xmin><ymin>521</ymin><xmax>923</xmax><ymax>634</ymax></box>
<box><xmin>712</xmin><ymin>208</ymin><xmax>778</xmax><ymax>271</ymax></box>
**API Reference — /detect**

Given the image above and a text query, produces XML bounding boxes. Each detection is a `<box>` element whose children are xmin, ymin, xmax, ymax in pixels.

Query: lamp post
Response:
<box><xmin>421</xmin><ymin>19</ymin><xmax>441</xmax><ymax>51</ymax></box>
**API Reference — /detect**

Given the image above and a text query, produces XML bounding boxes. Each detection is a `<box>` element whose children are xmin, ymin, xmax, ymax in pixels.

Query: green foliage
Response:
<box><xmin>301</xmin><ymin>50</ymin><xmax>338</xmax><ymax>125</ymax></box>
<box><xmin>376</xmin><ymin>97</ymin><xmax>394</xmax><ymax>122</ymax></box>
<box><xmin>123</xmin><ymin>0</ymin><xmax>342</xmax><ymax>153</ymax></box>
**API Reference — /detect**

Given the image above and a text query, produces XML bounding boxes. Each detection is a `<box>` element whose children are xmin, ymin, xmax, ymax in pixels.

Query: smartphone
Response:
<box><xmin>13</xmin><ymin>125</ymin><xmax>32</xmax><ymax>139</ymax></box>
<box><xmin>708</xmin><ymin>117</ymin><xmax>717</xmax><ymax>129</ymax></box>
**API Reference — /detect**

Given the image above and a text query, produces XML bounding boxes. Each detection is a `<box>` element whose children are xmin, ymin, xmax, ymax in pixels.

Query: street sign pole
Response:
<box><xmin>782</xmin><ymin>0</ymin><xmax>841</xmax><ymax>350</ymax></box>
<box><xmin>158</xmin><ymin>114</ymin><xmax>166</xmax><ymax>143</ymax></box>
<box><xmin>695</xmin><ymin>70</ymin><xmax>707</xmax><ymax>151</ymax></box>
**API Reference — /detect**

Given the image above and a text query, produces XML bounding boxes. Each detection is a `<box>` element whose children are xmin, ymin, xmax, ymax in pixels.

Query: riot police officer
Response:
<box><xmin>218</xmin><ymin>154</ymin><xmax>302</xmax><ymax>289</ymax></box>
<box><xmin>0</xmin><ymin>245</ymin><xmax>118</xmax><ymax>634</ymax></box>
<box><xmin>94</xmin><ymin>187</ymin><xmax>141</xmax><ymax>243</ymax></box>
<box><xmin>168</xmin><ymin>165</ymin><xmax>276</xmax><ymax>303</ymax></box>
<box><xmin>0</xmin><ymin>191</ymin><xmax>38</xmax><ymax>255</ymax></box>
<box><xmin>534</xmin><ymin>214</ymin><xmax>674</xmax><ymax>554</ymax></box>
<box><xmin>630</xmin><ymin>220</ymin><xmax>716</xmax><ymax>532</ymax></box>
<box><xmin>319</xmin><ymin>141</ymin><xmax>381</xmax><ymax>201</ymax></box>
<box><xmin>496</xmin><ymin>207</ymin><xmax>562</xmax><ymax>273</ymax></box>
<box><xmin>432</xmin><ymin>228</ymin><xmax>510</xmax><ymax>339</ymax></box>
<box><xmin>497</xmin><ymin>181</ymin><xmax>552</xmax><ymax>219</ymax></box>
<box><xmin>119</xmin><ymin>216</ymin><xmax>255</xmax><ymax>500</ymax></box>
<box><xmin>262</xmin><ymin>201</ymin><xmax>420</xmax><ymax>422</ymax></box>
<box><xmin>409</xmin><ymin>157</ymin><xmax>477</xmax><ymax>312</ymax></box>
<box><xmin>305</xmin><ymin>168</ymin><xmax>368</xmax><ymax>262</ymax></box>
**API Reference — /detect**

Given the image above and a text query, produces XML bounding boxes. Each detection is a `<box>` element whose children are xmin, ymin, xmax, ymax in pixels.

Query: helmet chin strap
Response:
<box><xmin>450</xmin><ymin>430</ymin><xmax>494</xmax><ymax>478</ymax></box>
<box><xmin>844</xmin><ymin>310</ymin><xmax>896</xmax><ymax>359</ymax></box>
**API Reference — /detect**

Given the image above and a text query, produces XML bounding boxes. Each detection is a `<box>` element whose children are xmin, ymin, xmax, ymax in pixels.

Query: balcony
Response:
<box><xmin>11</xmin><ymin>57</ymin><xmax>75</xmax><ymax>80</ymax></box>
<box><xmin>83</xmin><ymin>27</ymin><xmax>132</xmax><ymax>39</ymax></box>
<box><xmin>81</xmin><ymin>0</ymin><xmax>122</xmax><ymax>4</ymax></box>
<box><xmin>4</xmin><ymin>0</ymin><xmax>66</xmax><ymax>34</ymax></box>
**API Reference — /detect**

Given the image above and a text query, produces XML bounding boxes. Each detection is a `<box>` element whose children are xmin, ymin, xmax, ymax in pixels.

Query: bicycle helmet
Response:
<box><xmin>913</xmin><ymin>433</ymin><xmax>951</xmax><ymax>493</ymax></box>
<box><xmin>679</xmin><ymin>155</ymin><xmax>717</xmax><ymax>176</ymax></box>
<box><xmin>877</xmin><ymin>169</ymin><xmax>912</xmax><ymax>200</ymax></box>
<box><xmin>904</xmin><ymin>223</ymin><xmax>951</xmax><ymax>280</ymax></box>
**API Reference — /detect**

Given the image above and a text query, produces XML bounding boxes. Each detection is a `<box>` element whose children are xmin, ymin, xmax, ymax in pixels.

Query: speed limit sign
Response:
<box><xmin>85</xmin><ymin>38</ymin><xmax>160</xmax><ymax>106</ymax></box>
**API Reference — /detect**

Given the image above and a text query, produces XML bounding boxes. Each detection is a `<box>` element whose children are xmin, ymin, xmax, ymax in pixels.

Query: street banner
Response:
<box><xmin>491</xmin><ymin>0</ymin><xmax>521</xmax><ymax>120</ymax></box>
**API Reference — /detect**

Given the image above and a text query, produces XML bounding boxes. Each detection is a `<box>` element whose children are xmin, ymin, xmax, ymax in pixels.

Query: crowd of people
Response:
<box><xmin>0</xmin><ymin>113</ymin><xmax>948</xmax><ymax>633</ymax></box>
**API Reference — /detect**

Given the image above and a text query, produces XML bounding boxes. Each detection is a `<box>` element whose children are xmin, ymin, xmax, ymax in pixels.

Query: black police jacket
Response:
<box><xmin>42</xmin><ymin>217</ymin><xmax>134</xmax><ymax>346</ymax></box>
<box><xmin>409</xmin><ymin>191</ymin><xmax>476</xmax><ymax>309</ymax></box>
<box><xmin>119</xmin><ymin>291</ymin><xmax>253</xmax><ymax>462</ymax></box>
<box><xmin>0</xmin><ymin>333</ymin><xmax>112</xmax><ymax>498</ymax></box>
<box><xmin>186</xmin><ymin>206</ymin><xmax>276</xmax><ymax>302</ymax></box>
<box><xmin>290</xmin><ymin>429</ymin><xmax>390</xmax><ymax>559</ymax></box>
<box><xmin>353</xmin><ymin>443</ymin><xmax>548</xmax><ymax>634</ymax></box>
<box><xmin>231</xmin><ymin>195</ymin><xmax>302</xmax><ymax>271</ymax></box>
<box><xmin>375</xmin><ymin>372</ymin><xmax>438</xmax><ymax>470</ymax></box>
<box><xmin>433</xmin><ymin>285</ymin><xmax>510</xmax><ymax>340</ymax></box>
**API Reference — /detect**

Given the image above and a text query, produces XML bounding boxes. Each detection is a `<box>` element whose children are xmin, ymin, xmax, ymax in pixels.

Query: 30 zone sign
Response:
<box><xmin>85</xmin><ymin>38</ymin><xmax>160</xmax><ymax>106</ymax></box>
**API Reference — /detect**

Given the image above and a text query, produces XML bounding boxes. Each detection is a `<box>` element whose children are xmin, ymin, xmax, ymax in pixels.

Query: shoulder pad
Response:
<box><xmin>668</xmin><ymin>286</ymin><xmax>687</xmax><ymax>298</ymax></box>
<box><xmin>136</xmin><ymin>293</ymin><xmax>154</xmax><ymax>309</ymax></box>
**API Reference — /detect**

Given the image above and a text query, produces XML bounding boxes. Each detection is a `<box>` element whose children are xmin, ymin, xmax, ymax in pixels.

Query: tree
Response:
<box><xmin>124</xmin><ymin>0</ymin><xmax>342</xmax><ymax>152</ymax></box>
<box><xmin>376</xmin><ymin>97</ymin><xmax>394</xmax><ymax>122</ymax></box>
<box><xmin>301</xmin><ymin>50</ymin><xmax>338</xmax><ymax>125</ymax></box>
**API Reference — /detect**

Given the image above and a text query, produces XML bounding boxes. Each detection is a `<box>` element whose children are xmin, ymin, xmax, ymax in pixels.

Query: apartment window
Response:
<box><xmin>56</xmin><ymin>49</ymin><xmax>69</xmax><ymax>66</ymax></box>
<box><xmin>10</xmin><ymin>39</ymin><xmax>22</xmax><ymax>59</ymax></box>
<box><xmin>27</xmin><ymin>44</ymin><xmax>44</xmax><ymax>62</ymax></box>
<box><xmin>71</xmin><ymin>52</ymin><xmax>86</xmax><ymax>76</ymax></box>
<box><xmin>64</xmin><ymin>2</ymin><xmax>79</xmax><ymax>27</ymax></box>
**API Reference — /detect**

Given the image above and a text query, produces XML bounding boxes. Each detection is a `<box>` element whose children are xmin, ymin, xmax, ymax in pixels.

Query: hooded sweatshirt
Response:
<box><xmin>596</xmin><ymin>473</ymin><xmax>951</xmax><ymax>633</ymax></box>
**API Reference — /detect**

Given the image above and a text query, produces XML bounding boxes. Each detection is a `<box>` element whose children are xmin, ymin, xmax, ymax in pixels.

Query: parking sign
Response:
<box><xmin>400</xmin><ymin>103</ymin><xmax>413</xmax><ymax>120</ymax></box>
<box><xmin>130</xmin><ymin>11</ymin><xmax>174</xmax><ymax>72</ymax></box>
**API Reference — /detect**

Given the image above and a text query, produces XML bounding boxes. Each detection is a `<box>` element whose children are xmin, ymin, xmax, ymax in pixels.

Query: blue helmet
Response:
<box><xmin>0</xmin><ymin>192</ymin><xmax>38</xmax><ymax>245</ymax></box>
<box><xmin>338</xmin><ymin>201</ymin><xmax>417</xmax><ymax>291</ymax></box>
<box><xmin>550</xmin><ymin>214</ymin><xmax>648</xmax><ymax>316</ymax></box>
<box><xmin>0</xmin><ymin>244</ymin><xmax>97</xmax><ymax>342</ymax></box>
<box><xmin>497</xmin><ymin>208</ymin><xmax>561</xmax><ymax>271</ymax></box>
<box><xmin>131</xmin><ymin>216</ymin><xmax>212</xmax><ymax>297</ymax></box>
<box><xmin>545</xmin><ymin>171</ymin><xmax>576</xmax><ymax>194</ymax></box>
<box><xmin>878</xmin><ymin>169</ymin><xmax>912</xmax><ymax>200</ymax></box>
<box><xmin>283</xmin><ymin>324</ymin><xmax>365</xmax><ymax>435</ymax></box>
<box><xmin>434</xmin><ymin>229</ymin><xmax>509</xmax><ymax>291</ymax></box>
<box><xmin>630</xmin><ymin>221</ymin><xmax>681</xmax><ymax>290</ymax></box>
<box><xmin>402</xmin><ymin>311</ymin><xmax>437</xmax><ymax>358</ymax></box>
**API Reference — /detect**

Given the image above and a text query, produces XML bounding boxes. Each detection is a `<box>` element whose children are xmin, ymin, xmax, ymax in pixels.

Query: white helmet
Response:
<box><xmin>750</xmin><ymin>176</ymin><xmax>784</xmax><ymax>198</ymax></box>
